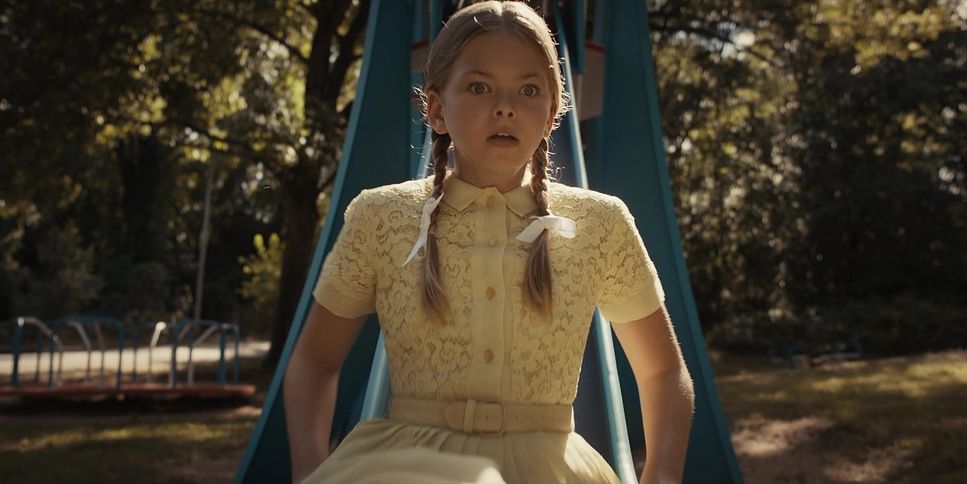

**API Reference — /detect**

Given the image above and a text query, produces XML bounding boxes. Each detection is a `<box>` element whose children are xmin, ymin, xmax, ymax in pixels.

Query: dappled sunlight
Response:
<box><xmin>717</xmin><ymin>368</ymin><xmax>785</xmax><ymax>385</ymax></box>
<box><xmin>731</xmin><ymin>414</ymin><xmax>834</xmax><ymax>457</ymax></box>
<box><xmin>727</xmin><ymin>413</ymin><xmax>839</xmax><ymax>483</ymax></box>
<box><xmin>716</xmin><ymin>350</ymin><xmax>967</xmax><ymax>483</ymax></box>
<box><xmin>0</xmin><ymin>428</ymin><xmax>88</xmax><ymax>453</ymax></box>
<box><xmin>4</xmin><ymin>421</ymin><xmax>251</xmax><ymax>453</ymax></box>
<box><xmin>808</xmin><ymin>368</ymin><xmax>960</xmax><ymax>399</ymax></box>
<box><xmin>807</xmin><ymin>351</ymin><xmax>967</xmax><ymax>399</ymax></box>
<box><xmin>719</xmin><ymin>351</ymin><xmax>967</xmax><ymax>403</ymax></box>
<box><xmin>949</xmin><ymin>417</ymin><xmax>967</xmax><ymax>430</ymax></box>
<box><xmin>0</xmin><ymin>415</ymin><xmax>257</xmax><ymax>483</ymax></box>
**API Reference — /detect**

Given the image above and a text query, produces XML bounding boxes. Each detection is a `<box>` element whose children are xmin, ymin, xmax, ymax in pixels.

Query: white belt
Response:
<box><xmin>388</xmin><ymin>397</ymin><xmax>574</xmax><ymax>436</ymax></box>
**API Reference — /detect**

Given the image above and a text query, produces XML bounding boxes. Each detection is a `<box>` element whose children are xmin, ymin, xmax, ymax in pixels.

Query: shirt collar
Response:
<box><xmin>441</xmin><ymin>172</ymin><xmax>539</xmax><ymax>218</ymax></box>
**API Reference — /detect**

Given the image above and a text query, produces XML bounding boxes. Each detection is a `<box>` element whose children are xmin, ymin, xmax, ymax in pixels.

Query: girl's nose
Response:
<box><xmin>493</xmin><ymin>97</ymin><xmax>515</xmax><ymax>118</ymax></box>
<box><xmin>494</xmin><ymin>107</ymin><xmax>515</xmax><ymax>118</ymax></box>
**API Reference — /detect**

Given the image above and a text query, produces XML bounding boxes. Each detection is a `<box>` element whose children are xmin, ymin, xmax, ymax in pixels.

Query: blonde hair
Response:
<box><xmin>418</xmin><ymin>0</ymin><xmax>569</xmax><ymax>322</ymax></box>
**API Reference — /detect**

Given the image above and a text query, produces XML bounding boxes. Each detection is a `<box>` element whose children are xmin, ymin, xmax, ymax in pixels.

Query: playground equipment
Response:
<box><xmin>8</xmin><ymin>316</ymin><xmax>63</xmax><ymax>389</ymax></box>
<box><xmin>170</xmin><ymin>318</ymin><xmax>242</xmax><ymax>388</ymax></box>
<box><xmin>129</xmin><ymin>320</ymin><xmax>175</xmax><ymax>384</ymax></box>
<box><xmin>1</xmin><ymin>315</ymin><xmax>254</xmax><ymax>399</ymax></box>
<box><xmin>46</xmin><ymin>315</ymin><xmax>125</xmax><ymax>390</ymax></box>
<box><xmin>237</xmin><ymin>1</ymin><xmax>742</xmax><ymax>483</ymax></box>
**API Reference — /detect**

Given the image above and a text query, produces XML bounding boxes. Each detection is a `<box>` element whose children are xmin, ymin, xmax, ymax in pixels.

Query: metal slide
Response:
<box><xmin>236</xmin><ymin>2</ymin><xmax>741</xmax><ymax>483</ymax></box>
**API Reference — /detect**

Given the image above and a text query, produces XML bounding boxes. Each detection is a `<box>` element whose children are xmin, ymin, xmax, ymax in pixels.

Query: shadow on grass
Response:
<box><xmin>0</xmin><ymin>417</ymin><xmax>255</xmax><ymax>484</ymax></box>
<box><xmin>0</xmin><ymin>355</ymin><xmax>275</xmax><ymax>483</ymax></box>
<box><xmin>713</xmin><ymin>350</ymin><xmax>967</xmax><ymax>483</ymax></box>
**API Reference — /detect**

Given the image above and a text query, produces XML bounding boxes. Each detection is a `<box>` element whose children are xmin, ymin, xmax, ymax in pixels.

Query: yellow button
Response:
<box><xmin>484</xmin><ymin>349</ymin><xmax>494</xmax><ymax>363</ymax></box>
<box><xmin>488</xmin><ymin>238</ymin><xmax>497</xmax><ymax>247</ymax></box>
<box><xmin>486</xmin><ymin>195</ymin><xmax>497</xmax><ymax>208</ymax></box>
<box><xmin>486</xmin><ymin>287</ymin><xmax>496</xmax><ymax>300</ymax></box>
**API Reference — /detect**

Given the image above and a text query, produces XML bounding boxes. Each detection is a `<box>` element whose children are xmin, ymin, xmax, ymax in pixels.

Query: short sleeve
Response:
<box><xmin>312</xmin><ymin>192</ymin><xmax>377</xmax><ymax>319</ymax></box>
<box><xmin>597</xmin><ymin>198</ymin><xmax>665</xmax><ymax>323</ymax></box>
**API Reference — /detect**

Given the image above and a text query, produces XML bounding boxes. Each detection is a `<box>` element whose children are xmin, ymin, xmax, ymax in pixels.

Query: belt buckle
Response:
<box><xmin>474</xmin><ymin>400</ymin><xmax>505</xmax><ymax>436</ymax></box>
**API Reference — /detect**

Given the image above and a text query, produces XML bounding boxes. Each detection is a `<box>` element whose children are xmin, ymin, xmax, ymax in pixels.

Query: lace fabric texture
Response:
<box><xmin>314</xmin><ymin>174</ymin><xmax>664</xmax><ymax>406</ymax></box>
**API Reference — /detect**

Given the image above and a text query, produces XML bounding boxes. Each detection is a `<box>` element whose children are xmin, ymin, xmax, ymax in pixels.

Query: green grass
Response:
<box><xmin>1</xmin><ymin>351</ymin><xmax>963</xmax><ymax>483</ymax></box>
<box><xmin>712</xmin><ymin>350</ymin><xmax>967</xmax><ymax>483</ymax></box>
<box><xmin>0</xmin><ymin>413</ymin><xmax>257</xmax><ymax>483</ymax></box>
<box><xmin>0</xmin><ymin>357</ymin><xmax>270</xmax><ymax>483</ymax></box>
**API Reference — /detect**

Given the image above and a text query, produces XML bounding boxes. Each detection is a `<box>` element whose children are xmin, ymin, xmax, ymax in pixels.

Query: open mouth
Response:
<box><xmin>488</xmin><ymin>133</ymin><xmax>518</xmax><ymax>142</ymax></box>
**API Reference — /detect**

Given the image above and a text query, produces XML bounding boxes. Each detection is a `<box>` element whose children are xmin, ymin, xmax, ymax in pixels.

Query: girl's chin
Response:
<box><xmin>454</xmin><ymin>146</ymin><xmax>534</xmax><ymax>167</ymax></box>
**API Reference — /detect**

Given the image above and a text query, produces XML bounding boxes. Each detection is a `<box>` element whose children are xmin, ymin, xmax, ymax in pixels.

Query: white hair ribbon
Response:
<box><xmin>515</xmin><ymin>215</ymin><xmax>577</xmax><ymax>243</ymax></box>
<box><xmin>401</xmin><ymin>192</ymin><xmax>445</xmax><ymax>267</ymax></box>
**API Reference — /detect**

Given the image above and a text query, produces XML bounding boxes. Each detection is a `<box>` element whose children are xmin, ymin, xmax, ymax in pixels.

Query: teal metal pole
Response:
<box><xmin>551</xmin><ymin>4</ymin><xmax>636</xmax><ymax>482</ymax></box>
<box><xmin>12</xmin><ymin>318</ymin><xmax>23</xmax><ymax>388</ymax></box>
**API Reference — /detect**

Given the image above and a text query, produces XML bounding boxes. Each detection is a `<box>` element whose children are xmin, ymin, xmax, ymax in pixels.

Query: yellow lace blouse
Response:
<box><xmin>313</xmin><ymin>173</ymin><xmax>664</xmax><ymax>406</ymax></box>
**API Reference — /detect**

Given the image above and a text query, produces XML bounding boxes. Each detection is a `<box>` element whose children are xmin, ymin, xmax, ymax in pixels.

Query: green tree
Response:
<box><xmin>239</xmin><ymin>233</ymin><xmax>283</xmax><ymax>337</ymax></box>
<box><xmin>0</xmin><ymin>0</ymin><xmax>370</xmax><ymax>367</ymax></box>
<box><xmin>2</xmin><ymin>0</ymin><xmax>963</xmax><ymax>358</ymax></box>
<box><xmin>649</xmin><ymin>0</ymin><xmax>966</xmax><ymax>351</ymax></box>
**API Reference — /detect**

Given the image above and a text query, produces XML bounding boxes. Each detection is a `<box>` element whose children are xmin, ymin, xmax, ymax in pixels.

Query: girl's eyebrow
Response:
<box><xmin>459</xmin><ymin>69</ymin><xmax>544</xmax><ymax>81</ymax></box>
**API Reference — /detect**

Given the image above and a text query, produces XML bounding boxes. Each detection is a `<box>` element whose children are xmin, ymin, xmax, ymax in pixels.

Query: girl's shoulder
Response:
<box><xmin>348</xmin><ymin>178</ymin><xmax>630</xmax><ymax>222</ymax></box>
<box><xmin>546</xmin><ymin>181</ymin><xmax>629</xmax><ymax>219</ymax></box>
<box><xmin>350</xmin><ymin>177</ymin><xmax>434</xmax><ymax>212</ymax></box>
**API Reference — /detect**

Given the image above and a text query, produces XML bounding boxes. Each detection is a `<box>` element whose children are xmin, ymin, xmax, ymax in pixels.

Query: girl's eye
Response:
<box><xmin>470</xmin><ymin>82</ymin><xmax>488</xmax><ymax>94</ymax></box>
<box><xmin>520</xmin><ymin>84</ymin><xmax>539</xmax><ymax>97</ymax></box>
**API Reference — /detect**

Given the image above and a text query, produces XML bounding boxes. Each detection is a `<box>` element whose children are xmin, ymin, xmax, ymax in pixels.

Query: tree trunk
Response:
<box><xmin>193</xmin><ymin>160</ymin><xmax>215</xmax><ymax>321</ymax></box>
<box><xmin>263</xmin><ymin>0</ymin><xmax>369</xmax><ymax>370</ymax></box>
<box><xmin>265</xmin><ymin>172</ymin><xmax>321</xmax><ymax>370</ymax></box>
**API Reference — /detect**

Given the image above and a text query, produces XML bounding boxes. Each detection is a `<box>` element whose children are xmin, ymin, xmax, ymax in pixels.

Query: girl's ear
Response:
<box><xmin>544</xmin><ymin>104</ymin><xmax>556</xmax><ymax>137</ymax></box>
<box><xmin>426</xmin><ymin>90</ymin><xmax>449</xmax><ymax>135</ymax></box>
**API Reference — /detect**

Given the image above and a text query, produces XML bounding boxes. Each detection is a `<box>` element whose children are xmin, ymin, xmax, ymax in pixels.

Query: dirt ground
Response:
<box><xmin>2</xmin><ymin>349</ymin><xmax>963</xmax><ymax>483</ymax></box>
<box><xmin>714</xmin><ymin>350</ymin><xmax>966</xmax><ymax>483</ymax></box>
<box><xmin>729</xmin><ymin>413</ymin><xmax>911</xmax><ymax>483</ymax></box>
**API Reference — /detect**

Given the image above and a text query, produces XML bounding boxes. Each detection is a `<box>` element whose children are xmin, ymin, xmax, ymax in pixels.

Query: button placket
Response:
<box><xmin>469</xmin><ymin>188</ymin><xmax>507</xmax><ymax>401</ymax></box>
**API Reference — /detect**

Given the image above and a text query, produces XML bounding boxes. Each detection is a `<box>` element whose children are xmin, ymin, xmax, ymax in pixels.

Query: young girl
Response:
<box><xmin>284</xmin><ymin>2</ymin><xmax>695</xmax><ymax>483</ymax></box>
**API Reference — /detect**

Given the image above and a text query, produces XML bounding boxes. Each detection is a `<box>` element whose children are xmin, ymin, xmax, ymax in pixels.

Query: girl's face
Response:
<box><xmin>427</xmin><ymin>32</ymin><xmax>556</xmax><ymax>188</ymax></box>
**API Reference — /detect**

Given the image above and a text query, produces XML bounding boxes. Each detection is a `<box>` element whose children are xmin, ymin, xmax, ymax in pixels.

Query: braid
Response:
<box><xmin>525</xmin><ymin>137</ymin><xmax>553</xmax><ymax>318</ymax></box>
<box><xmin>423</xmin><ymin>131</ymin><xmax>452</xmax><ymax>323</ymax></box>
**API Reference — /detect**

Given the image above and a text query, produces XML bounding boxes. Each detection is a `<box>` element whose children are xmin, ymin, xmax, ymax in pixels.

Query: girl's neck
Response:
<box><xmin>451</xmin><ymin>165</ymin><xmax>532</xmax><ymax>193</ymax></box>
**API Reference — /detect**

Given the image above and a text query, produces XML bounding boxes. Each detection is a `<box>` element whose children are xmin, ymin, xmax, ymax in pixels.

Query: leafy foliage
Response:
<box><xmin>0</xmin><ymin>1</ymin><xmax>367</xmax><ymax>360</ymax></box>
<box><xmin>649</xmin><ymin>0</ymin><xmax>966</xmax><ymax>353</ymax></box>
<box><xmin>239</xmin><ymin>233</ymin><xmax>283</xmax><ymax>337</ymax></box>
<box><xmin>0</xmin><ymin>0</ymin><xmax>963</xmax><ymax>359</ymax></box>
